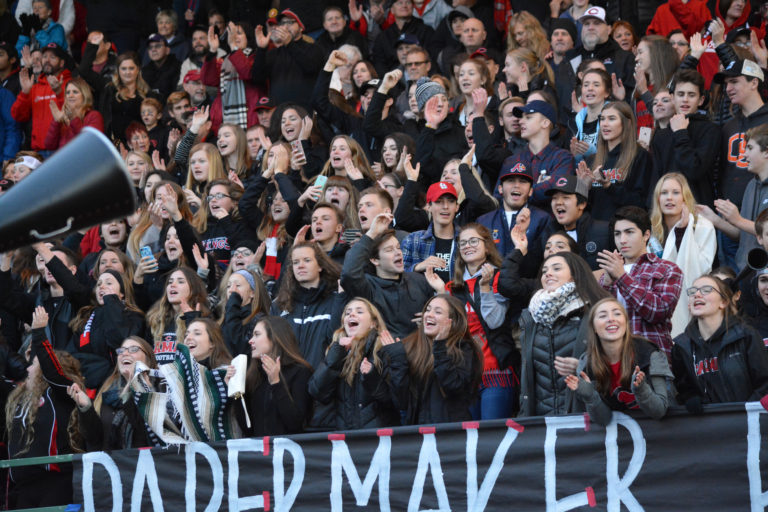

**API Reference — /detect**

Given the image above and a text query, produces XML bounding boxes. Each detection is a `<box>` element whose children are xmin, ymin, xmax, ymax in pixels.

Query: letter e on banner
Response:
<box><xmin>545</xmin><ymin>416</ymin><xmax>592</xmax><ymax>512</ymax></box>
<box><xmin>227</xmin><ymin>438</ymin><xmax>268</xmax><ymax>511</ymax></box>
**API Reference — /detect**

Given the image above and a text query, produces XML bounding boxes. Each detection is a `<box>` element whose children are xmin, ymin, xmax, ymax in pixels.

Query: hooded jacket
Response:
<box><xmin>698</xmin><ymin>0</ymin><xmax>754</xmax><ymax>86</ymax></box>
<box><xmin>651</xmin><ymin>113</ymin><xmax>719</xmax><ymax>206</ymax></box>
<box><xmin>10</xmin><ymin>68</ymin><xmax>71</xmax><ymax>150</ymax></box>
<box><xmin>672</xmin><ymin>319</ymin><xmax>768</xmax><ymax>403</ymax></box>
<box><xmin>341</xmin><ymin>234</ymin><xmax>435</xmax><ymax>340</ymax></box>
<box><xmin>646</xmin><ymin>0</ymin><xmax>711</xmax><ymax>39</ymax></box>
<box><xmin>719</xmin><ymin>103</ymin><xmax>768</xmax><ymax>207</ymax></box>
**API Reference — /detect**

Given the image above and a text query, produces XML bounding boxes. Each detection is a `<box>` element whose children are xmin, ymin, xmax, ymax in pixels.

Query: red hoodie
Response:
<box><xmin>646</xmin><ymin>0</ymin><xmax>712</xmax><ymax>39</ymax></box>
<box><xmin>10</xmin><ymin>69</ymin><xmax>71</xmax><ymax>150</ymax></box>
<box><xmin>698</xmin><ymin>0</ymin><xmax>754</xmax><ymax>88</ymax></box>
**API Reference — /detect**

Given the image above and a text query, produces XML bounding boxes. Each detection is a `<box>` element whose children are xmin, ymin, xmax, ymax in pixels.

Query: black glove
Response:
<box><xmin>31</xmin><ymin>14</ymin><xmax>44</xmax><ymax>32</ymax></box>
<box><xmin>684</xmin><ymin>396</ymin><xmax>703</xmax><ymax>415</ymax></box>
<box><xmin>19</xmin><ymin>13</ymin><xmax>34</xmax><ymax>37</ymax></box>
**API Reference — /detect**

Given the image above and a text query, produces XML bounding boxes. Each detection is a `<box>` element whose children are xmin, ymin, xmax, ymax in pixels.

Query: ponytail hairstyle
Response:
<box><xmin>507</xmin><ymin>47</ymin><xmax>555</xmax><ymax>89</ymax></box>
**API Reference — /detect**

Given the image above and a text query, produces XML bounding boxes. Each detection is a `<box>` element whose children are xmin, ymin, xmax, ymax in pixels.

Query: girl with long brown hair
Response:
<box><xmin>146</xmin><ymin>267</ymin><xmax>211</xmax><ymax>364</ymax></box>
<box><xmin>565</xmin><ymin>297</ymin><xmax>671</xmax><ymax>426</ymax></box>
<box><xmin>242</xmin><ymin>316</ymin><xmax>313</xmax><ymax>436</ymax></box>
<box><xmin>99</xmin><ymin>52</ymin><xmax>151</xmax><ymax>144</ymax></box>
<box><xmin>308</xmin><ymin>298</ymin><xmax>407</xmax><ymax>430</ymax></box>
<box><xmin>401</xmin><ymin>294</ymin><xmax>483</xmax><ymax>424</ymax></box>
<box><xmin>575</xmin><ymin>101</ymin><xmax>652</xmax><ymax>222</ymax></box>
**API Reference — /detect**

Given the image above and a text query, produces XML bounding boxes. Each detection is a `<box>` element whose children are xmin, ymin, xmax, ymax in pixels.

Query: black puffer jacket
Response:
<box><xmin>222</xmin><ymin>293</ymin><xmax>265</xmax><ymax>357</ymax></box>
<box><xmin>518</xmin><ymin>307</ymin><xmax>590</xmax><ymax>416</ymax></box>
<box><xmin>404</xmin><ymin>337</ymin><xmax>480</xmax><ymax>425</ymax></box>
<box><xmin>672</xmin><ymin>319</ymin><xmax>768</xmax><ymax>404</ymax></box>
<box><xmin>308</xmin><ymin>332</ymin><xmax>408</xmax><ymax>430</ymax></box>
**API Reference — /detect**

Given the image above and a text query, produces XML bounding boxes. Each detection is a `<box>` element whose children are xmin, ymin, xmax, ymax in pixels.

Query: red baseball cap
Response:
<box><xmin>276</xmin><ymin>9</ymin><xmax>305</xmax><ymax>31</ymax></box>
<box><xmin>426</xmin><ymin>181</ymin><xmax>458</xmax><ymax>203</ymax></box>
<box><xmin>183</xmin><ymin>69</ymin><xmax>201</xmax><ymax>84</ymax></box>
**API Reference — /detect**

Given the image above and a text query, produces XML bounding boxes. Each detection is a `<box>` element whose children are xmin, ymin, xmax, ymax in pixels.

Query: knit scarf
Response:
<box><xmin>129</xmin><ymin>344</ymin><xmax>232</xmax><ymax>445</ymax></box>
<box><xmin>262</xmin><ymin>224</ymin><xmax>281</xmax><ymax>280</ymax></box>
<box><xmin>528</xmin><ymin>282</ymin><xmax>583</xmax><ymax>327</ymax></box>
<box><xmin>220</xmin><ymin>51</ymin><xmax>250</xmax><ymax>130</ymax></box>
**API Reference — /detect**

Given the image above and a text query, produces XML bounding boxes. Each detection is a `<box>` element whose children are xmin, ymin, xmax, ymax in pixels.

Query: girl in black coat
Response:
<box><xmin>577</xmin><ymin>101</ymin><xmax>654</xmax><ymax>222</ymax></box>
<box><xmin>240</xmin><ymin>316</ymin><xmax>313</xmax><ymax>436</ymax></box>
<box><xmin>67</xmin><ymin>269</ymin><xmax>145</xmax><ymax>391</ymax></box>
<box><xmin>401</xmin><ymin>294</ymin><xmax>483</xmax><ymax>424</ymax></box>
<box><xmin>308</xmin><ymin>298</ymin><xmax>408</xmax><ymax>430</ymax></box>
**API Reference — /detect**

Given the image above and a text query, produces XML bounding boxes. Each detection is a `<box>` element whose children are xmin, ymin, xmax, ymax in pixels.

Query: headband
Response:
<box><xmin>15</xmin><ymin>155</ymin><xmax>42</xmax><ymax>170</ymax></box>
<box><xmin>234</xmin><ymin>269</ymin><xmax>256</xmax><ymax>290</ymax></box>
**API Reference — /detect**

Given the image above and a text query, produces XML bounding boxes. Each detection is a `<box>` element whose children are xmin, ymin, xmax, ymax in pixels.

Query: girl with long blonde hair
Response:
<box><xmin>308</xmin><ymin>298</ymin><xmax>407</xmax><ymax>430</ymax></box>
<box><xmin>506</xmin><ymin>11</ymin><xmax>550</xmax><ymax>61</ymax></box>
<box><xmin>649</xmin><ymin>173</ymin><xmax>716</xmax><ymax>336</ymax></box>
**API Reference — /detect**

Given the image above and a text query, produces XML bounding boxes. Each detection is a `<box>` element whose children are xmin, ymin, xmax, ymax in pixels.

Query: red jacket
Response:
<box><xmin>698</xmin><ymin>0</ymin><xmax>755</xmax><ymax>87</ymax></box>
<box><xmin>201</xmin><ymin>50</ymin><xmax>265</xmax><ymax>134</ymax></box>
<box><xmin>646</xmin><ymin>0</ymin><xmax>711</xmax><ymax>39</ymax></box>
<box><xmin>11</xmin><ymin>69</ymin><xmax>71</xmax><ymax>150</ymax></box>
<box><xmin>44</xmin><ymin>109</ymin><xmax>104</xmax><ymax>149</ymax></box>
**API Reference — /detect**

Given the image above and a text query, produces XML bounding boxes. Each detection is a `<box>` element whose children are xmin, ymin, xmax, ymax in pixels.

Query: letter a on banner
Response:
<box><xmin>408</xmin><ymin>427</ymin><xmax>451</xmax><ymax>512</ymax></box>
<box><xmin>746</xmin><ymin>401</ymin><xmax>768</xmax><ymax>512</ymax></box>
<box><xmin>131</xmin><ymin>449</ymin><xmax>165</xmax><ymax>512</ymax></box>
<box><xmin>545</xmin><ymin>416</ymin><xmax>592</xmax><ymax>512</ymax></box>
<box><xmin>329</xmin><ymin>432</ymin><xmax>392</xmax><ymax>512</ymax></box>
<box><xmin>605</xmin><ymin>412</ymin><xmax>646</xmax><ymax>512</ymax></box>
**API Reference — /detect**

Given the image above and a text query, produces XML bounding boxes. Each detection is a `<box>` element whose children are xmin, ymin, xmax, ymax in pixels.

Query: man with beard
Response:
<box><xmin>11</xmin><ymin>42</ymin><xmax>70</xmax><ymax>153</ymax></box>
<box><xmin>547</xmin><ymin>19</ymin><xmax>576</xmax><ymax>73</ymax></box>
<box><xmin>555</xmin><ymin>6</ymin><xmax>635</xmax><ymax>121</ymax></box>
<box><xmin>178</xmin><ymin>26</ymin><xmax>225</xmax><ymax>90</ymax></box>
<box><xmin>182</xmin><ymin>69</ymin><xmax>210</xmax><ymax>109</ymax></box>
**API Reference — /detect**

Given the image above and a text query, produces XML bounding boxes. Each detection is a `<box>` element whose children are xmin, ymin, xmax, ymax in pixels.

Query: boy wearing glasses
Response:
<box><xmin>598</xmin><ymin>206</ymin><xmax>683</xmax><ymax>359</ymax></box>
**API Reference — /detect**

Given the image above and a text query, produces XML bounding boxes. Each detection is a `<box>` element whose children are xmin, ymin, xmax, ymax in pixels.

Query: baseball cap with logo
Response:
<box><xmin>276</xmin><ymin>9</ymin><xmax>305</xmax><ymax>31</ymax></box>
<box><xmin>255</xmin><ymin>96</ymin><xmax>275</xmax><ymax>110</ymax></box>
<box><xmin>579</xmin><ymin>6</ymin><xmax>607</xmax><ymax>23</ymax></box>
<box><xmin>426</xmin><ymin>181</ymin><xmax>458</xmax><ymax>203</ymax></box>
<box><xmin>512</xmin><ymin>100</ymin><xmax>557</xmax><ymax>127</ymax></box>
<box><xmin>499</xmin><ymin>159</ymin><xmax>533</xmax><ymax>182</ymax></box>
<box><xmin>713</xmin><ymin>58</ymin><xmax>765</xmax><ymax>83</ymax></box>
<box><xmin>545</xmin><ymin>176</ymin><xmax>590</xmax><ymax>200</ymax></box>
<box><xmin>395</xmin><ymin>33</ymin><xmax>420</xmax><ymax>48</ymax></box>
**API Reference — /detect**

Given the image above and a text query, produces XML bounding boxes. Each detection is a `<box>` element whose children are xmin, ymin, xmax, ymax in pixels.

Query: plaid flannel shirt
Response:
<box><xmin>601</xmin><ymin>253</ymin><xmax>683</xmax><ymax>357</ymax></box>
<box><xmin>401</xmin><ymin>223</ymin><xmax>457</xmax><ymax>274</ymax></box>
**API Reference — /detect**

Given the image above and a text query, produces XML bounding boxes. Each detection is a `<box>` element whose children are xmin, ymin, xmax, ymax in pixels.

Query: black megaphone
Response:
<box><xmin>0</xmin><ymin>128</ymin><xmax>136</xmax><ymax>252</ymax></box>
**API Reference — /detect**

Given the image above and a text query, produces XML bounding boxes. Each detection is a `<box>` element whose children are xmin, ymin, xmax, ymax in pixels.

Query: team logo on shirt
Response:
<box><xmin>695</xmin><ymin>356</ymin><xmax>719</xmax><ymax>376</ymax></box>
<box><xmin>727</xmin><ymin>133</ymin><xmax>748</xmax><ymax>168</ymax></box>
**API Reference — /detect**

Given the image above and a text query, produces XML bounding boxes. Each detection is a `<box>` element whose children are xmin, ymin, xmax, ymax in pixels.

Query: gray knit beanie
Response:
<box><xmin>415</xmin><ymin>77</ymin><xmax>447</xmax><ymax>112</ymax></box>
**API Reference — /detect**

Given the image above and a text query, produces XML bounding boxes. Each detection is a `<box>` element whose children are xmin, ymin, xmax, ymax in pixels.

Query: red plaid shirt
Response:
<box><xmin>601</xmin><ymin>253</ymin><xmax>683</xmax><ymax>358</ymax></box>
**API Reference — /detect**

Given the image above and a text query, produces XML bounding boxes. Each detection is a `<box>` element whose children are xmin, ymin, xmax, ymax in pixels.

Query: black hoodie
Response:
<box><xmin>588</xmin><ymin>143</ymin><xmax>653</xmax><ymax>222</ymax></box>
<box><xmin>651</xmin><ymin>112</ymin><xmax>720</xmax><ymax>207</ymax></box>
<box><xmin>719</xmin><ymin>102</ymin><xmax>768</xmax><ymax>207</ymax></box>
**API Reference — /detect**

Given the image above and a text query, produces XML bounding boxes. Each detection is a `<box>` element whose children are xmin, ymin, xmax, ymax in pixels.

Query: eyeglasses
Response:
<box><xmin>207</xmin><ymin>193</ymin><xmax>231</xmax><ymax>201</ymax></box>
<box><xmin>406</xmin><ymin>60</ymin><xmax>428</xmax><ymax>67</ymax></box>
<box><xmin>686</xmin><ymin>285</ymin><xmax>724</xmax><ymax>297</ymax></box>
<box><xmin>116</xmin><ymin>346</ymin><xmax>142</xmax><ymax>355</ymax></box>
<box><xmin>232</xmin><ymin>248</ymin><xmax>253</xmax><ymax>257</ymax></box>
<box><xmin>458</xmin><ymin>237</ymin><xmax>482</xmax><ymax>248</ymax></box>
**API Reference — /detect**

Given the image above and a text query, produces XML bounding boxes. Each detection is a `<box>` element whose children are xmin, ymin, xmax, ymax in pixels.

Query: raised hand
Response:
<box><xmin>293</xmin><ymin>224</ymin><xmax>311</xmax><ymax>246</ymax></box>
<box><xmin>689</xmin><ymin>32</ymin><xmax>705</xmax><ymax>60</ymax></box>
<box><xmin>228</xmin><ymin>170</ymin><xmax>244</xmax><ymax>189</ymax></box>
<box><xmin>669</xmin><ymin>113</ymin><xmax>689</xmax><ymax>132</ymax></box>
<box><xmin>366</xmin><ymin>212</ymin><xmax>393</xmax><ymax>239</ymax></box>
<box><xmin>461</xmin><ymin>144</ymin><xmax>476</xmax><ymax>167</ymax></box>
<box><xmin>19</xmin><ymin>67</ymin><xmax>33</xmax><ymax>95</ymax></box>
<box><xmin>190</xmin><ymin>105</ymin><xmax>210</xmax><ymax>133</ymax></box>
<box><xmin>349</xmin><ymin>0</ymin><xmax>364</xmax><ymax>22</ymax></box>
<box><xmin>380</xmin><ymin>330</ymin><xmax>398</xmax><ymax>345</ymax></box>
<box><xmin>49</xmin><ymin>100</ymin><xmax>66</xmax><ymax>123</ymax></box>
<box><xmin>610</xmin><ymin>73</ymin><xmax>625</xmax><ymax>101</ymax></box>
<box><xmin>424</xmin><ymin>95</ymin><xmax>448</xmax><ymax>128</ymax></box>
<box><xmin>343</xmin><ymin>157</ymin><xmax>364</xmax><ymax>181</ymax></box>
<box><xmin>46</xmin><ymin>73</ymin><xmax>61</xmax><ymax>94</ymax></box>
<box><xmin>403</xmin><ymin>153</ymin><xmax>420</xmax><ymax>182</ymax></box>
<box><xmin>299</xmin><ymin>116</ymin><xmax>313</xmax><ymax>141</ymax></box>
<box><xmin>261</xmin><ymin>354</ymin><xmax>281</xmax><ymax>384</ymax></box>
<box><xmin>31</xmin><ymin>305</ymin><xmax>48</xmax><ymax>329</ymax></box>
<box><xmin>338</xmin><ymin>336</ymin><xmax>353</xmax><ymax>350</ymax></box>
<box><xmin>254</xmin><ymin>25</ymin><xmax>270</xmax><ymax>49</ymax></box>
<box><xmin>424</xmin><ymin>264</ymin><xmax>446</xmax><ymax>293</ymax></box>
<box><xmin>554</xmin><ymin>356</ymin><xmax>579</xmax><ymax>377</ymax></box>
<box><xmin>471</xmin><ymin>88</ymin><xmax>488</xmax><ymax>115</ymax></box>
<box><xmin>478</xmin><ymin>263</ymin><xmax>494</xmax><ymax>291</ymax></box>
<box><xmin>207</xmin><ymin>25</ymin><xmax>220</xmax><ymax>53</ymax></box>
<box><xmin>325</xmin><ymin>50</ymin><xmax>348</xmax><ymax>71</ymax></box>
<box><xmin>632</xmin><ymin>366</ymin><xmax>645</xmax><ymax>388</ymax></box>
<box><xmin>360</xmin><ymin>357</ymin><xmax>373</xmax><ymax>375</ymax></box>
<box><xmin>510</xmin><ymin>224</ymin><xmax>528</xmax><ymax>254</ymax></box>
<box><xmin>380</xmin><ymin>69</ymin><xmax>402</xmax><ymax>92</ymax></box>
<box><xmin>192</xmin><ymin>244</ymin><xmax>209</xmax><ymax>270</ymax></box>
<box><xmin>67</xmin><ymin>383</ymin><xmax>92</xmax><ymax>409</ymax></box>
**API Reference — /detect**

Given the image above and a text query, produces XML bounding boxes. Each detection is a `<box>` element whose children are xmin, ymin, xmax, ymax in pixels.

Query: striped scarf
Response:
<box><xmin>220</xmin><ymin>51</ymin><xmax>250</xmax><ymax>130</ymax></box>
<box><xmin>129</xmin><ymin>345</ymin><xmax>234</xmax><ymax>445</ymax></box>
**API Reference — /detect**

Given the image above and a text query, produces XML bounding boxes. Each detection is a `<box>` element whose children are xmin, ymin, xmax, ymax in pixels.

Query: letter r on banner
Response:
<box><xmin>746</xmin><ymin>401</ymin><xmax>768</xmax><ymax>512</ymax></box>
<box><xmin>605</xmin><ymin>412</ymin><xmax>646</xmax><ymax>512</ymax></box>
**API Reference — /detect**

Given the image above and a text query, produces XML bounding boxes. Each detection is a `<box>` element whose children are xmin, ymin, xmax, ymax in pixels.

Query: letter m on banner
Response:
<box><xmin>329</xmin><ymin>431</ymin><xmax>392</xmax><ymax>511</ymax></box>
